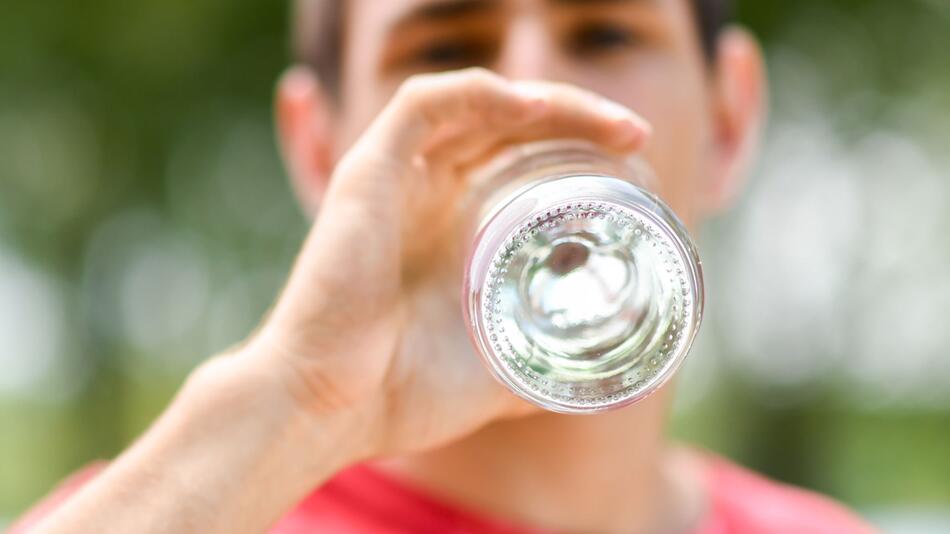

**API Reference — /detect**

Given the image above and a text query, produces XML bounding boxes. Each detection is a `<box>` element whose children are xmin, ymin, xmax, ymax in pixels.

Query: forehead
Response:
<box><xmin>348</xmin><ymin>0</ymin><xmax>673</xmax><ymax>32</ymax></box>
<box><xmin>344</xmin><ymin>0</ymin><xmax>687</xmax><ymax>59</ymax></box>
<box><xmin>351</xmin><ymin>0</ymin><xmax>497</xmax><ymax>27</ymax></box>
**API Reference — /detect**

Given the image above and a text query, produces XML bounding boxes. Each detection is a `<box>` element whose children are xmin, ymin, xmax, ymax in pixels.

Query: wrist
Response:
<box><xmin>190</xmin><ymin>338</ymin><xmax>380</xmax><ymax>472</ymax></box>
<box><xmin>32</xmin><ymin>344</ymin><xmax>377</xmax><ymax>534</ymax></box>
<box><xmin>163</xmin><ymin>349</ymin><xmax>374</xmax><ymax>528</ymax></box>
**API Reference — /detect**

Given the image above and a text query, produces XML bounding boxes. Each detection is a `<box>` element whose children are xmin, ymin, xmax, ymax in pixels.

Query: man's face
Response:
<box><xmin>335</xmin><ymin>0</ymin><xmax>719</xmax><ymax>226</ymax></box>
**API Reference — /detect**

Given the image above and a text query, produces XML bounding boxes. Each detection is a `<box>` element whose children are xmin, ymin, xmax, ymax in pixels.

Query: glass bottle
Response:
<box><xmin>463</xmin><ymin>140</ymin><xmax>704</xmax><ymax>413</ymax></box>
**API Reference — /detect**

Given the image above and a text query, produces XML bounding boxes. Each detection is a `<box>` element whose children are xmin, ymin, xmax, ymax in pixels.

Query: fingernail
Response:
<box><xmin>600</xmin><ymin>98</ymin><xmax>653</xmax><ymax>133</ymax></box>
<box><xmin>614</xmin><ymin>120</ymin><xmax>645</xmax><ymax>147</ymax></box>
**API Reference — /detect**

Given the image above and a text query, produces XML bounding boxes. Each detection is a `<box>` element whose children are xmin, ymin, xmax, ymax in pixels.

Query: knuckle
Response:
<box><xmin>459</xmin><ymin>66</ymin><xmax>497</xmax><ymax>86</ymax></box>
<box><xmin>462</xmin><ymin>87</ymin><xmax>486</xmax><ymax>116</ymax></box>
<box><xmin>457</xmin><ymin>68</ymin><xmax>500</xmax><ymax>95</ymax></box>
<box><xmin>458</xmin><ymin>69</ymin><xmax>504</xmax><ymax>114</ymax></box>
<box><xmin>394</xmin><ymin>69</ymin><xmax>510</xmax><ymax>129</ymax></box>
<box><xmin>396</xmin><ymin>73</ymin><xmax>440</xmax><ymax>105</ymax></box>
<box><xmin>395</xmin><ymin>73</ymin><xmax>443</xmax><ymax>127</ymax></box>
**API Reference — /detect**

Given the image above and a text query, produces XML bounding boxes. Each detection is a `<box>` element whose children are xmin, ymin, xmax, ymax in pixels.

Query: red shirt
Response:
<box><xmin>11</xmin><ymin>453</ymin><xmax>877</xmax><ymax>533</ymax></box>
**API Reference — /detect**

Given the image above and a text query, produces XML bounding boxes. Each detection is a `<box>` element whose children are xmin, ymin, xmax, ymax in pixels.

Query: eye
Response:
<box><xmin>412</xmin><ymin>39</ymin><xmax>489</xmax><ymax>69</ymax></box>
<box><xmin>569</xmin><ymin>23</ymin><xmax>637</xmax><ymax>54</ymax></box>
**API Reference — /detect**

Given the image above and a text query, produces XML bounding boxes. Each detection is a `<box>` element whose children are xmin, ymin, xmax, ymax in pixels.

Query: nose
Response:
<box><xmin>494</xmin><ymin>14</ymin><xmax>556</xmax><ymax>81</ymax></box>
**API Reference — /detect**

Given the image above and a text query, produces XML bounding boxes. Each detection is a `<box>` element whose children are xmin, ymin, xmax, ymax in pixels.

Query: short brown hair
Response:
<box><xmin>293</xmin><ymin>0</ymin><xmax>733</xmax><ymax>96</ymax></box>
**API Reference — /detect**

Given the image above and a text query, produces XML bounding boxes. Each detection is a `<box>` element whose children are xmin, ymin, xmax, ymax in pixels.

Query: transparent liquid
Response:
<box><xmin>465</xmin><ymin>145</ymin><xmax>702</xmax><ymax>413</ymax></box>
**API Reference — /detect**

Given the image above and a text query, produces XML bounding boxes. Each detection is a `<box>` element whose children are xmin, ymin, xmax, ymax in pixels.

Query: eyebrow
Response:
<box><xmin>388</xmin><ymin>0</ymin><xmax>646</xmax><ymax>33</ymax></box>
<box><xmin>389</xmin><ymin>0</ymin><xmax>500</xmax><ymax>33</ymax></box>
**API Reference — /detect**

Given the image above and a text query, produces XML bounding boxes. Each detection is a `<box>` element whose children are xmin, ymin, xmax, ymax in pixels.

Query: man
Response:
<box><xmin>14</xmin><ymin>0</ymin><xmax>876</xmax><ymax>532</ymax></box>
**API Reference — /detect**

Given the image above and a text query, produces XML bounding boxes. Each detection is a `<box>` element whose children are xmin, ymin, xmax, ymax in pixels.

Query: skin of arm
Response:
<box><xmin>31</xmin><ymin>349</ymin><xmax>371</xmax><ymax>534</ymax></box>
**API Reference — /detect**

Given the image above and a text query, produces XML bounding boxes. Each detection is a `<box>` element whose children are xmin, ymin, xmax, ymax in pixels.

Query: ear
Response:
<box><xmin>702</xmin><ymin>27</ymin><xmax>767</xmax><ymax>215</ymax></box>
<box><xmin>275</xmin><ymin>66</ymin><xmax>336</xmax><ymax>216</ymax></box>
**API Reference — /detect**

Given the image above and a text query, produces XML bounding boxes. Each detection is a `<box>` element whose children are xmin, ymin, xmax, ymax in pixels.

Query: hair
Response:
<box><xmin>293</xmin><ymin>0</ymin><xmax>733</xmax><ymax>96</ymax></box>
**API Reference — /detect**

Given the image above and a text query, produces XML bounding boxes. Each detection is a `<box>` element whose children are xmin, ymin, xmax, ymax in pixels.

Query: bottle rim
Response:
<box><xmin>463</xmin><ymin>160</ymin><xmax>704</xmax><ymax>414</ymax></box>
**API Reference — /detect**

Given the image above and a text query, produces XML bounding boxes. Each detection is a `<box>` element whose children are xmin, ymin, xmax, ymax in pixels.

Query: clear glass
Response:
<box><xmin>463</xmin><ymin>141</ymin><xmax>704</xmax><ymax>414</ymax></box>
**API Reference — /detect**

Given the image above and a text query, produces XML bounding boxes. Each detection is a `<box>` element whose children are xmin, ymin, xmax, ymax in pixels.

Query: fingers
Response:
<box><xmin>419</xmin><ymin>78</ymin><xmax>652</xmax><ymax>171</ymax></box>
<box><xmin>359</xmin><ymin>68</ymin><xmax>651</xmax><ymax>167</ymax></box>
<box><xmin>362</xmin><ymin>68</ymin><xmax>547</xmax><ymax>160</ymax></box>
<box><xmin>508</xmin><ymin>80</ymin><xmax>651</xmax><ymax>149</ymax></box>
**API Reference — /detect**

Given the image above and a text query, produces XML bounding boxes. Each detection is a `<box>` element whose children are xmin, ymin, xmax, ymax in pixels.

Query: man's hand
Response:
<box><xmin>28</xmin><ymin>68</ymin><xmax>651</xmax><ymax>534</ymax></box>
<box><xmin>253</xmin><ymin>67</ymin><xmax>651</xmax><ymax>459</ymax></box>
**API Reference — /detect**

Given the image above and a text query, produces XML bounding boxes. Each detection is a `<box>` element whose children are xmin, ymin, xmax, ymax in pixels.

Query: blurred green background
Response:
<box><xmin>2</xmin><ymin>0</ymin><xmax>949</xmax><ymax>531</ymax></box>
